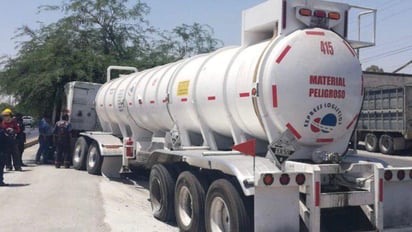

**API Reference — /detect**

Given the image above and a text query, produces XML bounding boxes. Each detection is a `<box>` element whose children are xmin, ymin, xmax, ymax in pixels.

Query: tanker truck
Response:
<box><xmin>66</xmin><ymin>0</ymin><xmax>412</xmax><ymax>231</ymax></box>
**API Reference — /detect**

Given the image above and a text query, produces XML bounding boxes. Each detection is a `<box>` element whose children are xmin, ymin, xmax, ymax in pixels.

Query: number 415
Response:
<box><xmin>320</xmin><ymin>41</ymin><xmax>334</xmax><ymax>55</ymax></box>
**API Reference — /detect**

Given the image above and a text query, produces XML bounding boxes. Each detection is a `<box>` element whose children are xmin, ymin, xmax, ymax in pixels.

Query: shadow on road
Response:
<box><xmin>2</xmin><ymin>183</ymin><xmax>30</xmax><ymax>187</ymax></box>
<box><xmin>108</xmin><ymin>168</ymin><xmax>150</xmax><ymax>190</ymax></box>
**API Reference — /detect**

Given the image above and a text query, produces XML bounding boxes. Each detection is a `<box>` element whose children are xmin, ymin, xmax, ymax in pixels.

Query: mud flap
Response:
<box><xmin>101</xmin><ymin>155</ymin><xmax>122</xmax><ymax>180</ymax></box>
<box><xmin>383</xmin><ymin>169</ymin><xmax>412</xmax><ymax>229</ymax></box>
<box><xmin>255</xmin><ymin>173</ymin><xmax>300</xmax><ymax>232</ymax></box>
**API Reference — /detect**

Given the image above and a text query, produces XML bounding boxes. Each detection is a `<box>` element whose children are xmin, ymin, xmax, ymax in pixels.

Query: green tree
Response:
<box><xmin>0</xmin><ymin>0</ymin><xmax>221</xmax><ymax>118</ymax></box>
<box><xmin>142</xmin><ymin>23</ymin><xmax>223</xmax><ymax>68</ymax></box>
<box><xmin>365</xmin><ymin>65</ymin><xmax>384</xmax><ymax>73</ymax></box>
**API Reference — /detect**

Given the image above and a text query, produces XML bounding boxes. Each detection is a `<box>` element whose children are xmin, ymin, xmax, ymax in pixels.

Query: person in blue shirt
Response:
<box><xmin>35</xmin><ymin>114</ymin><xmax>53</xmax><ymax>164</ymax></box>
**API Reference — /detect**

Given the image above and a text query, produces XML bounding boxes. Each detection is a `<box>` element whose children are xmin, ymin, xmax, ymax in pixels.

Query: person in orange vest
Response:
<box><xmin>1</xmin><ymin>108</ymin><xmax>22</xmax><ymax>171</ymax></box>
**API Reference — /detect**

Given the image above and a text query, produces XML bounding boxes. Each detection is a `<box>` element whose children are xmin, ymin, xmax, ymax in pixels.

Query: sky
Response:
<box><xmin>0</xmin><ymin>0</ymin><xmax>411</xmax><ymax>73</ymax></box>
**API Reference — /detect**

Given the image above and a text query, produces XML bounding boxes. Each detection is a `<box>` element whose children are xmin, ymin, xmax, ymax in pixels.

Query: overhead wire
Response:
<box><xmin>361</xmin><ymin>45</ymin><xmax>412</xmax><ymax>63</ymax></box>
<box><xmin>352</xmin><ymin>1</ymin><xmax>412</xmax><ymax>68</ymax></box>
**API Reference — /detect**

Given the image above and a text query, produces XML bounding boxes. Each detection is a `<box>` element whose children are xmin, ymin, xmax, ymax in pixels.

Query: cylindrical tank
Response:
<box><xmin>96</xmin><ymin>27</ymin><xmax>362</xmax><ymax>157</ymax></box>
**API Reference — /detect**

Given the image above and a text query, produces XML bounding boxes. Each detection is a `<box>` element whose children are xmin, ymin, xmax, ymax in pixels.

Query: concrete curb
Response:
<box><xmin>24</xmin><ymin>139</ymin><xmax>38</xmax><ymax>148</ymax></box>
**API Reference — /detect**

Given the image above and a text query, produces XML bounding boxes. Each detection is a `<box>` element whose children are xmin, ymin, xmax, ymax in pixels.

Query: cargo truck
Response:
<box><xmin>63</xmin><ymin>1</ymin><xmax>412</xmax><ymax>231</ymax></box>
<box><xmin>357</xmin><ymin>72</ymin><xmax>412</xmax><ymax>154</ymax></box>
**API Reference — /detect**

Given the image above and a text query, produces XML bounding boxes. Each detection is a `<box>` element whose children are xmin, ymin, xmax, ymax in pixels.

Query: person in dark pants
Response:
<box><xmin>0</xmin><ymin>117</ymin><xmax>9</xmax><ymax>186</ymax></box>
<box><xmin>15</xmin><ymin>113</ymin><xmax>26</xmax><ymax>166</ymax></box>
<box><xmin>35</xmin><ymin>114</ymin><xmax>52</xmax><ymax>164</ymax></box>
<box><xmin>1</xmin><ymin>108</ymin><xmax>22</xmax><ymax>171</ymax></box>
<box><xmin>53</xmin><ymin>114</ymin><xmax>72</xmax><ymax>168</ymax></box>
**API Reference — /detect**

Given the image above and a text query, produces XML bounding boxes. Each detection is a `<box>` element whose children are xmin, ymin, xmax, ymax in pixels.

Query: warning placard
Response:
<box><xmin>177</xmin><ymin>80</ymin><xmax>190</xmax><ymax>96</ymax></box>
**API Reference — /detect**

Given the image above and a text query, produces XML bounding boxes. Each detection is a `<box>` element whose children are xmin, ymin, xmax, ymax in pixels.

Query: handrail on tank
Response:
<box><xmin>347</xmin><ymin>5</ymin><xmax>377</xmax><ymax>50</ymax></box>
<box><xmin>106</xmin><ymin>66</ymin><xmax>138</xmax><ymax>82</ymax></box>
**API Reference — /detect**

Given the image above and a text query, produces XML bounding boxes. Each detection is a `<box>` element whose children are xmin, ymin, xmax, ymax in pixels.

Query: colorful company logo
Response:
<box><xmin>310</xmin><ymin>113</ymin><xmax>337</xmax><ymax>133</ymax></box>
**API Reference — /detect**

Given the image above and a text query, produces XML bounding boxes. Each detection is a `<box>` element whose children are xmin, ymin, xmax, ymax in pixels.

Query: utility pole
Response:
<box><xmin>393</xmin><ymin>60</ymin><xmax>412</xmax><ymax>73</ymax></box>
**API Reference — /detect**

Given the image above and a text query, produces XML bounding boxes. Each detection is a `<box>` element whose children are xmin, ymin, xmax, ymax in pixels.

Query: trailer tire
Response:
<box><xmin>205</xmin><ymin>179</ymin><xmax>251</xmax><ymax>232</ymax></box>
<box><xmin>149</xmin><ymin>164</ymin><xmax>176</xmax><ymax>222</ymax></box>
<box><xmin>86</xmin><ymin>142</ymin><xmax>103</xmax><ymax>175</ymax></box>
<box><xmin>175</xmin><ymin>171</ymin><xmax>206</xmax><ymax>232</ymax></box>
<box><xmin>379</xmin><ymin>134</ymin><xmax>394</xmax><ymax>154</ymax></box>
<box><xmin>72</xmin><ymin>137</ymin><xmax>88</xmax><ymax>170</ymax></box>
<box><xmin>364</xmin><ymin>133</ymin><xmax>378</xmax><ymax>152</ymax></box>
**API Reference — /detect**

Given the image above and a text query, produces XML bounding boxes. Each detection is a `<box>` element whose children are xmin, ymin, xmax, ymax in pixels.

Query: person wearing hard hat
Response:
<box><xmin>1</xmin><ymin>108</ymin><xmax>22</xmax><ymax>171</ymax></box>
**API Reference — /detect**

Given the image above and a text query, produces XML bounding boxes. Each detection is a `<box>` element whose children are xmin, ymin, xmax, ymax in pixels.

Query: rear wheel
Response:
<box><xmin>379</xmin><ymin>134</ymin><xmax>394</xmax><ymax>154</ymax></box>
<box><xmin>86</xmin><ymin>142</ymin><xmax>103</xmax><ymax>175</ymax></box>
<box><xmin>364</xmin><ymin>133</ymin><xmax>378</xmax><ymax>152</ymax></box>
<box><xmin>175</xmin><ymin>171</ymin><xmax>206</xmax><ymax>232</ymax></box>
<box><xmin>149</xmin><ymin>164</ymin><xmax>176</xmax><ymax>222</ymax></box>
<box><xmin>205</xmin><ymin>179</ymin><xmax>251</xmax><ymax>232</ymax></box>
<box><xmin>72</xmin><ymin>137</ymin><xmax>88</xmax><ymax>170</ymax></box>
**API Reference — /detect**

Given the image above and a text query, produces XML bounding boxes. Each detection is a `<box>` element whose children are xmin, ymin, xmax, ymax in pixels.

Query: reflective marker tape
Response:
<box><xmin>316</xmin><ymin>138</ymin><xmax>334</xmax><ymax>143</ymax></box>
<box><xmin>315</xmin><ymin>181</ymin><xmax>321</xmax><ymax>207</ymax></box>
<box><xmin>346</xmin><ymin>114</ymin><xmax>359</xmax><ymax>129</ymax></box>
<box><xmin>239</xmin><ymin>92</ymin><xmax>250</xmax><ymax>98</ymax></box>
<box><xmin>276</xmin><ymin>45</ymin><xmax>292</xmax><ymax>64</ymax></box>
<box><xmin>306</xmin><ymin>31</ymin><xmax>325</xmax><ymax>36</ymax></box>
<box><xmin>379</xmin><ymin>178</ymin><xmax>383</xmax><ymax>202</ymax></box>
<box><xmin>343</xmin><ymin>40</ymin><xmax>356</xmax><ymax>57</ymax></box>
<box><xmin>272</xmin><ymin>85</ymin><xmax>278</xmax><ymax>108</ymax></box>
<box><xmin>286</xmin><ymin>123</ymin><xmax>302</xmax><ymax>139</ymax></box>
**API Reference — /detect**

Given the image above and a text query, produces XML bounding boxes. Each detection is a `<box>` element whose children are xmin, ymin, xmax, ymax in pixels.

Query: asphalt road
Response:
<box><xmin>0</xmin><ymin>144</ymin><xmax>179</xmax><ymax>232</ymax></box>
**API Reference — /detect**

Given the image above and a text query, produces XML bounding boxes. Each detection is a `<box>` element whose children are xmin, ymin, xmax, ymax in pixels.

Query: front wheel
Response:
<box><xmin>86</xmin><ymin>142</ymin><xmax>103</xmax><ymax>175</ymax></box>
<box><xmin>73</xmin><ymin>137</ymin><xmax>89</xmax><ymax>170</ymax></box>
<box><xmin>205</xmin><ymin>179</ymin><xmax>251</xmax><ymax>232</ymax></box>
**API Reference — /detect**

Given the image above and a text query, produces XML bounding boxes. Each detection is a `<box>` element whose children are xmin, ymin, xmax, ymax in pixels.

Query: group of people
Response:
<box><xmin>0</xmin><ymin>109</ymin><xmax>72</xmax><ymax>187</ymax></box>
<box><xmin>35</xmin><ymin>114</ymin><xmax>73</xmax><ymax>168</ymax></box>
<box><xmin>0</xmin><ymin>109</ymin><xmax>26</xmax><ymax>186</ymax></box>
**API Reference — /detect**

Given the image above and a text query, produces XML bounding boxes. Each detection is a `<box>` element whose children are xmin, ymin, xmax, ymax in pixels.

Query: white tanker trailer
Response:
<box><xmin>66</xmin><ymin>0</ymin><xmax>412</xmax><ymax>231</ymax></box>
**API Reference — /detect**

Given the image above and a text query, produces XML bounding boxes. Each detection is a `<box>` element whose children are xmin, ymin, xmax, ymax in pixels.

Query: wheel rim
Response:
<box><xmin>177</xmin><ymin>186</ymin><xmax>193</xmax><ymax>227</ymax></box>
<box><xmin>210</xmin><ymin>196</ymin><xmax>230</xmax><ymax>232</ymax></box>
<box><xmin>74</xmin><ymin>145</ymin><xmax>82</xmax><ymax>163</ymax></box>
<box><xmin>381</xmin><ymin>136</ymin><xmax>391</xmax><ymax>150</ymax></box>
<box><xmin>88</xmin><ymin>146</ymin><xmax>98</xmax><ymax>168</ymax></box>
<box><xmin>150</xmin><ymin>178</ymin><xmax>162</xmax><ymax>212</ymax></box>
<box><xmin>366</xmin><ymin>135</ymin><xmax>375</xmax><ymax>148</ymax></box>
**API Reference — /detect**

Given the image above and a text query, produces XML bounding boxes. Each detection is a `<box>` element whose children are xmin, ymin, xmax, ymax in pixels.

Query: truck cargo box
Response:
<box><xmin>358</xmin><ymin>86</ymin><xmax>412</xmax><ymax>137</ymax></box>
<box><xmin>357</xmin><ymin>72</ymin><xmax>412</xmax><ymax>153</ymax></box>
<box><xmin>64</xmin><ymin>81</ymin><xmax>102</xmax><ymax>131</ymax></box>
